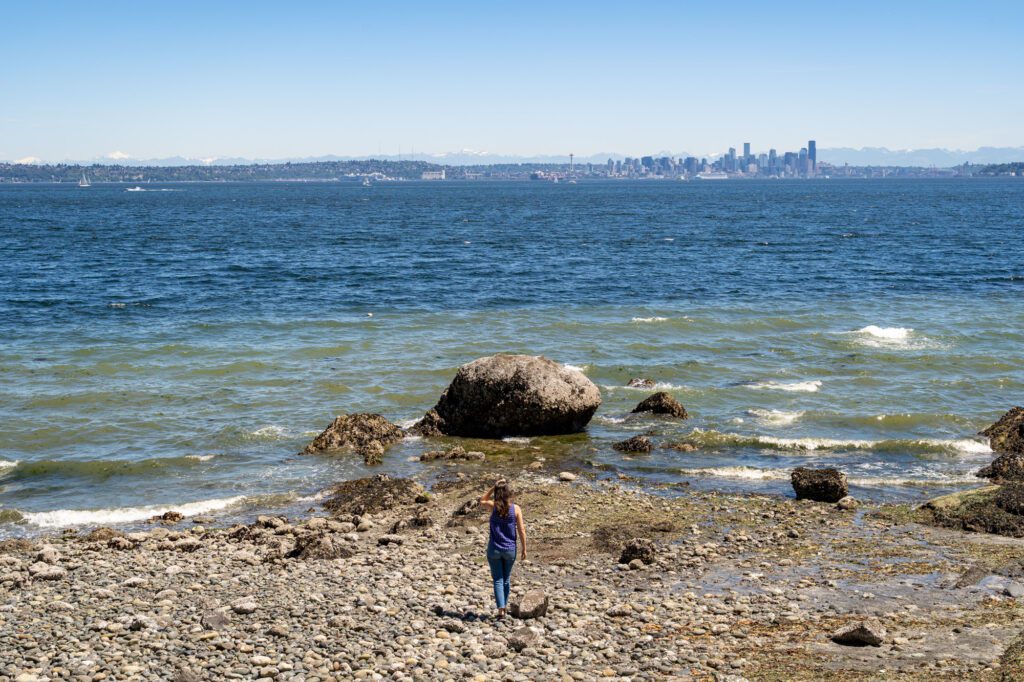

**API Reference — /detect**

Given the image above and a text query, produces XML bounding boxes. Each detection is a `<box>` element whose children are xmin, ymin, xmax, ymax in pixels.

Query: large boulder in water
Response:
<box><xmin>302</xmin><ymin>414</ymin><xmax>404</xmax><ymax>464</ymax></box>
<box><xmin>411</xmin><ymin>355</ymin><xmax>602</xmax><ymax>438</ymax></box>
<box><xmin>982</xmin><ymin>407</ymin><xmax>1024</xmax><ymax>455</ymax></box>
<box><xmin>791</xmin><ymin>467</ymin><xmax>848</xmax><ymax>503</ymax></box>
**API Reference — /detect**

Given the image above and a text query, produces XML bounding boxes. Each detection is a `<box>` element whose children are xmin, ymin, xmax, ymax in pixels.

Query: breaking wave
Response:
<box><xmin>18</xmin><ymin>496</ymin><xmax>247</xmax><ymax>529</ymax></box>
<box><xmin>684</xmin><ymin>429</ymin><xmax>991</xmax><ymax>456</ymax></box>
<box><xmin>680</xmin><ymin>466</ymin><xmax>983</xmax><ymax>487</ymax></box>
<box><xmin>746</xmin><ymin>380</ymin><xmax>822</xmax><ymax>393</ymax></box>
<box><xmin>746</xmin><ymin>408</ymin><xmax>805</xmax><ymax>427</ymax></box>
<box><xmin>631</xmin><ymin>317</ymin><xmax>668</xmax><ymax>323</ymax></box>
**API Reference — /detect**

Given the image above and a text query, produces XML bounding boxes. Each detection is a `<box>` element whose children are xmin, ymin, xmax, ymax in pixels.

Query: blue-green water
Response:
<box><xmin>1</xmin><ymin>179</ymin><xmax>1022</xmax><ymax>534</ymax></box>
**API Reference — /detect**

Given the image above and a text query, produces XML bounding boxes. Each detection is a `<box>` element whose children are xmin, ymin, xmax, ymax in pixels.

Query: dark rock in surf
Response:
<box><xmin>791</xmin><ymin>467</ymin><xmax>848</xmax><ymax>503</ymax></box>
<box><xmin>613</xmin><ymin>435</ymin><xmax>653</xmax><ymax>453</ymax></box>
<box><xmin>982</xmin><ymin>407</ymin><xmax>1024</xmax><ymax>455</ymax></box>
<box><xmin>631</xmin><ymin>392</ymin><xmax>689</xmax><ymax>419</ymax></box>
<box><xmin>977</xmin><ymin>453</ymin><xmax>1024</xmax><ymax>482</ymax></box>
<box><xmin>302</xmin><ymin>413</ymin><xmax>404</xmax><ymax>465</ymax></box>
<box><xmin>627</xmin><ymin>378</ymin><xmax>655</xmax><ymax>389</ymax></box>
<box><xmin>411</xmin><ymin>354</ymin><xmax>602</xmax><ymax>438</ymax></box>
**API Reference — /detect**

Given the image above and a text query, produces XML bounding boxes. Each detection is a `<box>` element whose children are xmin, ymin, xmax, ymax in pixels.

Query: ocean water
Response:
<box><xmin>1</xmin><ymin>179</ymin><xmax>1022</xmax><ymax>535</ymax></box>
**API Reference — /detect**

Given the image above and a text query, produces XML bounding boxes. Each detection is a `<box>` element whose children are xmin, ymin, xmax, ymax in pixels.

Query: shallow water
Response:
<box><xmin>1</xmin><ymin>179</ymin><xmax>1022</xmax><ymax>535</ymax></box>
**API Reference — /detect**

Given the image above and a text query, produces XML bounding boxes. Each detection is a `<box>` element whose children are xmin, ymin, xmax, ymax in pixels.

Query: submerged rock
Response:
<box><xmin>631</xmin><ymin>392</ymin><xmax>689</xmax><ymax>419</ymax></box>
<box><xmin>627</xmin><ymin>378</ymin><xmax>655</xmax><ymax>389</ymax></box>
<box><xmin>302</xmin><ymin>413</ymin><xmax>404</xmax><ymax>464</ymax></box>
<box><xmin>831</xmin><ymin>619</ymin><xmax>886</xmax><ymax>647</ymax></box>
<box><xmin>411</xmin><ymin>354</ymin><xmax>602</xmax><ymax>438</ymax></box>
<box><xmin>977</xmin><ymin>452</ymin><xmax>1024</xmax><ymax>482</ymax></box>
<box><xmin>982</xmin><ymin>407</ymin><xmax>1024</xmax><ymax>454</ymax></box>
<box><xmin>791</xmin><ymin>467</ymin><xmax>848</xmax><ymax>503</ymax></box>
<box><xmin>420</xmin><ymin>445</ymin><xmax>485</xmax><ymax>462</ymax></box>
<box><xmin>613</xmin><ymin>435</ymin><xmax>653</xmax><ymax>453</ymax></box>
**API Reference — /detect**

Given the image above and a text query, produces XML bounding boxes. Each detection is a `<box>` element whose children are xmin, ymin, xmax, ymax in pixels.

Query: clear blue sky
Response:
<box><xmin>2</xmin><ymin>1</ymin><xmax>1022</xmax><ymax>161</ymax></box>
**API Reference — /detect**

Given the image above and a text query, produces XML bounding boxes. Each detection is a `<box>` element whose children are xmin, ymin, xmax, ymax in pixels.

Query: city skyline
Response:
<box><xmin>2</xmin><ymin>1</ymin><xmax>1023</xmax><ymax>161</ymax></box>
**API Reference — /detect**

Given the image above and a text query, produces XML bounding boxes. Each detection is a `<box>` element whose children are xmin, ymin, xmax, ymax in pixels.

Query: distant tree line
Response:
<box><xmin>0</xmin><ymin>160</ymin><xmax>443</xmax><ymax>183</ymax></box>
<box><xmin>976</xmin><ymin>162</ymin><xmax>1024</xmax><ymax>176</ymax></box>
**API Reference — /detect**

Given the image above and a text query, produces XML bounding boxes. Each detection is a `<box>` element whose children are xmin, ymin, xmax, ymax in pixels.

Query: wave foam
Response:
<box><xmin>746</xmin><ymin>409</ymin><xmax>805</xmax><ymax>426</ymax></box>
<box><xmin>185</xmin><ymin>454</ymin><xmax>217</xmax><ymax>462</ymax></box>
<box><xmin>604</xmin><ymin>382</ymin><xmax>684</xmax><ymax>392</ymax></box>
<box><xmin>631</xmin><ymin>316</ymin><xmax>668</xmax><ymax>323</ymax></box>
<box><xmin>21</xmin><ymin>496</ymin><xmax>246</xmax><ymax>529</ymax></box>
<box><xmin>747</xmin><ymin>380</ymin><xmax>822</xmax><ymax>393</ymax></box>
<box><xmin>682</xmin><ymin>466</ymin><xmax>983</xmax><ymax>487</ymax></box>
<box><xmin>685</xmin><ymin>429</ymin><xmax>991</xmax><ymax>456</ymax></box>
<box><xmin>502</xmin><ymin>437</ymin><xmax>532</xmax><ymax>444</ymax></box>
<box><xmin>249</xmin><ymin>425</ymin><xmax>290</xmax><ymax>440</ymax></box>
<box><xmin>845</xmin><ymin>325</ymin><xmax>942</xmax><ymax>350</ymax></box>
<box><xmin>563</xmin><ymin>364</ymin><xmax>589</xmax><ymax>374</ymax></box>
<box><xmin>0</xmin><ymin>460</ymin><xmax>18</xmax><ymax>470</ymax></box>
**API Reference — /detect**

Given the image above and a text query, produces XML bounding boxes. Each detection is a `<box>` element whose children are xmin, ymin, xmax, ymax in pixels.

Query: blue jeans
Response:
<box><xmin>486</xmin><ymin>545</ymin><xmax>516</xmax><ymax>609</ymax></box>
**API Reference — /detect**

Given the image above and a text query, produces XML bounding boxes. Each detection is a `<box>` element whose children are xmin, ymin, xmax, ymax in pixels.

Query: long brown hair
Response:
<box><xmin>493</xmin><ymin>480</ymin><xmax>512</xmax><ymax>518</ymax></box>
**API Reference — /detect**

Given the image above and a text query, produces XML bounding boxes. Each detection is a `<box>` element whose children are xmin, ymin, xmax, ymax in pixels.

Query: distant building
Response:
<box><xmin>421</xmin><ymin>170</ymin><xmax>446</xmax><ymax>180</ymax></box>
<box><xmin>808</xmin><ymin>140</ymin><xmax>816</xmax><ymax>173</ymax></box>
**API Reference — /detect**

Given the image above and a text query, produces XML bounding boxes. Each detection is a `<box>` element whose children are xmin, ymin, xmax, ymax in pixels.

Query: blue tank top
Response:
<box><xmin>489</xmin><ymin>503</ymin><xmax>517</xmax><ymax>551</ymax></box>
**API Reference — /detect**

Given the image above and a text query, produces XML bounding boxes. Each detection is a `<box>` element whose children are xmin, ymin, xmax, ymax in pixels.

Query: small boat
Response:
<box><xmin>126</xmin><ymin>186</ymin><xmax>144</xmax><ymax>192</ymax></box>
<box><xmin>78</xmin><ymin>173</ymin><xmax>91</xmax><ymax>187</ymax></box>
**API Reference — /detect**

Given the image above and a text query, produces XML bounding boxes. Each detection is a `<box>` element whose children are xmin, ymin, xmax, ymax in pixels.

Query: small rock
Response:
<box><xmin>558</xmin><ymin>472</ymin><xmax>577</xmax><ymax>482</ymax></box>
<box><xmin>201</xmin><ymin>609</ymin><xmax>232</xmax><ymax>630</ymax></box>
<box><xmin>837</xmin><ymin>495</ymin><xmax>858</xmax><ymax>510</ymax></box>
<box><xmin>378</xmin><ymin>534</ymin><xmax>404</xmax><ymax>546</ymax></box>
<box><xmin>232</xmin><ymin>598</ymin><xmax>259</xmax><ymax>615</ymax></box>
<box><xmin>507</xmin><ymin>626</ymin><xmax>538</xmax><ymax>652</ymax></box>
<box><xmin>510</xmin><ymin>590</ymin><xmax>549</xmax><ymax>619</ymax></box>
<box><xmin>619</xmin><ymin>538</ymin><xmax>657</xmax><ymax>565</ymax></box>
<box><xmin>35</xmin><ymin>546</ymin><xmax>60</xmax><ymax>564</ymax></box>
<box><xmin>631</xmin><ymin>392</ymin><xmax>689</xmax><ymax>419</ymax></box>
<box><xmin>1006</xmin><ymin>582</ymin><xmax>1024</xmax><ymax>599</ymax></box>
<box><xmin>613</xmin><ymin>435</ymin><xmax>653</xmax><ymax>453</ymax></box>
<box><xmin>831</xmin><ymin>619</ymin><xmax>887</xmax><ymax>647</ymax></box>
<box><xmin>28</xmin><ymin>562</ymin><xmax>66</xmax><ymax>581</ymax></box>
<box><xmin>791</xmin><ymin>467</ymin><xmax>849</xmax><ymax>503</ymax></box>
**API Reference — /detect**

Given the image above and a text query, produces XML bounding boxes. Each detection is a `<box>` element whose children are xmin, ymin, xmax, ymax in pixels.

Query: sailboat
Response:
<box><xmin>78</xmin><ymin>173</ymin><xmax>91</xmax><ymax>188</ymax></box>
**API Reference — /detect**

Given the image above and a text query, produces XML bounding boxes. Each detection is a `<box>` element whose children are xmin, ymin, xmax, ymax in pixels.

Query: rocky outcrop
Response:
<box><xmin>411</xmin><ymin>355</ymin><xmax>602</xmax><ymax>438</ymax></box>
<box><xmin>791</xmin><ymin>467</ymin><xmax>848</xmax><ymax>503</ymax></box>
<box><xmin>613</xmin><ymin>435</ymin><xmax>653</xmax><ymax>453</ymax></box>
<box><xmin>921</xmin><ymin>485</ymin><xmax>1024</xmax><ymax>537</ymax></box>
<box><xmin>982</xmin><ymin>407</ymin><xmax>1024</xmax><ymax>454</ymax></box>
<box><xmin>631</xmin><ymin>392</ymin><xmax>689</xmax><ymax>419</ymax></box>
<box><xmin>977</xmin><ymin>453</ymin><xmax>1024</xmax><ymax>482</ymax></box>
<box><xmin>302</xmin><ymin>414</ymin><xmax>404</xmax><ymax>464</ymax></box>
<box><xmin>323</xmin><ymin>474</ymin><xmax>426</xmax><ymax>516</ymax></box>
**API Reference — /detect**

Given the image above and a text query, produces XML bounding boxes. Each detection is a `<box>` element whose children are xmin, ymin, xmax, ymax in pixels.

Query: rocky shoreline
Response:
<box><xmin>3</xmin><ymin>466</ymin><xmax>1024</xmax><ymax>682</ymax></box>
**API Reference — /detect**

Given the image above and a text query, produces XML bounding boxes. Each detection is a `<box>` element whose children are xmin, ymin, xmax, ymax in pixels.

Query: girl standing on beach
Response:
<box><xmin>479</xmin><ymin>479</ymin><xmax>527</xmax><ymax>618</ymax></box>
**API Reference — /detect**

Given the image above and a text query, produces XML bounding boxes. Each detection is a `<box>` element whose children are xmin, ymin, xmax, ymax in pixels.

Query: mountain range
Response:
<box><xmin>8</xmin><ymin>147</ymin><xmax>1024</xmax><ymax>168</ymax></box>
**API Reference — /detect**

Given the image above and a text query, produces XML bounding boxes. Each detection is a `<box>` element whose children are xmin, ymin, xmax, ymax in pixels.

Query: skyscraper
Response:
<box><xmin>808</xmin><ymin>140</ymin><xmax>816</xmax><ymax>173</ymax></box>
<box><xmin>743</xmin><ymin>142</ymin><xmax>751</xmax><ymax>163</ymax></box>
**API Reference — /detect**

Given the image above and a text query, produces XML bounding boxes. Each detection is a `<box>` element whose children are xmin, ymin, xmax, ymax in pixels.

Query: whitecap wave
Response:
<box><xmin>747</xmin><ymin>380</ymin><xmax>822</xmax><ymax>393</ymax></box>
<box><xmin>746</xmin><ymin>408</ymin><xmax>805</xmax><ymax>426</ymax></box>
<box><xmin>631</xmin><ymin>316</ymin><xmax>668</xmax><ymax>323</ymax></box>
<box><xmin>249</xmin><ymin>425</ymin><xmax>289</xmax><ymax>439</ymax></box>
<box><xmin>595</xmin><ymin>415</ymin><xmax>628</xmax><ymax>425</ymax></box>
<box><xmin>396</xmin><ymin>418</ymin><xmax>420</xmax><ymax>430</ymax></box>
<box><xmin>845</xmin><ymin>325</ymin><xmax>942</xmax><ymax>350</ymax></box>
<box><xmin>185</xmin><ymin>454</ymin><xmax>217</xmax><ymax>462</ymax></box>
<box><xmin>563</xmin><ymin>364</ymin><xmax>589</xmax><ymax>374</ymax></box>
<box><xmin>21</xmin><ymin>496</ymin><xmax>247</xmax><ymax>529</ymax></box>
<box><xmin>685</xmin><ymin>466</ymin><xmax>790</xmax><ymax>481</ymax></box>
<box><xmin>502</xmin><ymin>437</ymin><xmax>532</xmax><ymax>444</ymax></box>
<box><xmin>0</xmin><ymin>460</ymin><xmax>18</xmax><ymax>470</ymax></box>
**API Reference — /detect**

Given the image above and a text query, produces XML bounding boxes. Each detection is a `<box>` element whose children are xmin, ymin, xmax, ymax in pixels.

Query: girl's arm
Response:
<box><xmin>479</xmin><ymin>481</ymin><xmax>499</xmax><ymax>509</ymax></box>
<box><xmin>515</xmin><ymin>506</ymin><xmax>527</xmax><ymax>560</ymax></box>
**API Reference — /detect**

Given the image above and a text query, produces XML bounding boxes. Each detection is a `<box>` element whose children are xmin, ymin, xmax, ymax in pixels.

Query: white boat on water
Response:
<box><xmin>695</xmin><ymin>172</ymin><xmax>728</xmax><ymax>180</ymax></box>
<box><xmin>78</xmin><ymin>173</ymin><xmax>91</xmax><ymax>187</ymax></box>
<box><xmin>126</xmin><ymin>186</ymin><xmax>144</xmax><ymax>192</ymax></box>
